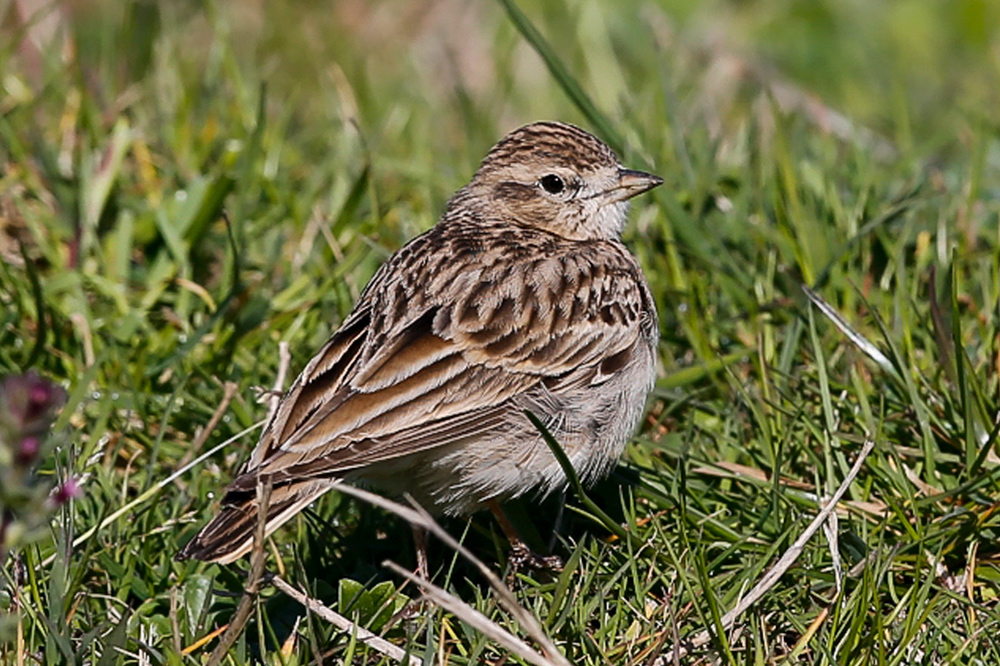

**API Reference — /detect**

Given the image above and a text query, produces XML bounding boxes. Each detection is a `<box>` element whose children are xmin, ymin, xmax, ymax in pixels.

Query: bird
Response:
<box><xmin>177</xmin><ymin>121</ymin><xmax>662</xmax><ymax>571</ymax></box>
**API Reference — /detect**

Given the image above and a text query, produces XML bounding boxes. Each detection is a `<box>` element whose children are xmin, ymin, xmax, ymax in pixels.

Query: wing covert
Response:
<box><xmin>235</xmin><ymin>232</ymin><xmax>653</xmax><ymax>488</ymax></box>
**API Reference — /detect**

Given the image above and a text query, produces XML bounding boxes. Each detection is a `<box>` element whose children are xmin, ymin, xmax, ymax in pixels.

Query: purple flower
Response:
<box><xmin>0</xmin><ymin>372</ymin><xmax>67</xmax><ymax>437</ymax></box>
<box><xmin>16</xmin><ymin>436</ymin><xmax>40</xmax><ymax>464</ymax></box>
<box><xmin>51</xmin><ymin>478</ymin><xmax>83</xmax><ymax>506</ymax></box>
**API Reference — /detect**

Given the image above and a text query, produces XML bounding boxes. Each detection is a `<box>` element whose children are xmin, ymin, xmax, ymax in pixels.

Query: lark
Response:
<box><xmin>178</xmin><ymin>121</ymin><xmax>662</xmax><ymax>569</ymax></box>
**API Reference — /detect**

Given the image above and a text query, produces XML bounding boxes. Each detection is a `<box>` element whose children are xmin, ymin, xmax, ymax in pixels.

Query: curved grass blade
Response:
<box><xmin>496</xmin><ymin>0</ymin><xmax>623</xmax><ymax>155</ymax></box>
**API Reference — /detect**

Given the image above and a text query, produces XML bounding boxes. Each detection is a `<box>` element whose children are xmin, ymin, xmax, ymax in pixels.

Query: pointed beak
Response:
<box><xmin>602</xmin><ymin>168</ymin><xmax>663</xmax><ymax>204</ymax></box>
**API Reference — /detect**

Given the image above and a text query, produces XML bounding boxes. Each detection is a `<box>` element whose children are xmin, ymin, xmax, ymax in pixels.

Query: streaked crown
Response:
<box><xmin>477</xmin><ymin>121</ymin><xmax>620</xmax><ymax>175</ymax></box>
<box><xmin>464</xmin><ymin>121</ymin><xmax>661</xmax><ymax>241</ymax></box>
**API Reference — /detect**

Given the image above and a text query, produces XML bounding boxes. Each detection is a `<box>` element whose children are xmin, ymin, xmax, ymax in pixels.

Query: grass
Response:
<box><xmin>1</xmin><ymin>0</ymin><xmax>999</xmax><ymax>663</ymax></box>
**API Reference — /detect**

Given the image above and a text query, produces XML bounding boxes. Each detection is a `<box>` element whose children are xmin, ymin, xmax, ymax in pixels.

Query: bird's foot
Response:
<box><xmin>508</xmin><ymin>541</ymin><xmax>564</xmax><ymax>575</ymax></box>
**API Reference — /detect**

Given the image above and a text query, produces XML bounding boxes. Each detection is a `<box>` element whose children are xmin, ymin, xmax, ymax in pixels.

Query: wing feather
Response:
<box><xmin>232</xmin><ymin>227</ymin><xmax>654</xmax><ymax>491</ymax></box>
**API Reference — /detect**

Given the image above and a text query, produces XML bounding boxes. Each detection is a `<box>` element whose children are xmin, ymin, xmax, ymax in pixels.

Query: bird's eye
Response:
<box><xmin>539</xmin><ymin>174</ymin><xmax>566</xmax><ymax>195</ymax></box>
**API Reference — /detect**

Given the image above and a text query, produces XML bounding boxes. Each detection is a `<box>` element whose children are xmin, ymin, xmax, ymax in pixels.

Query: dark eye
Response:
<box><xmin>539</xmin><ymin>174</ymin><xmax>565</xmax><ymax>195</ymax></box>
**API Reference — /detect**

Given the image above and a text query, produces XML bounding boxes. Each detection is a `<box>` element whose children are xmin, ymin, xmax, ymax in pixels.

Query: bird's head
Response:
<box><xmin>466</xmin><ymin>121</ymin><xmax>662</xmax><ymax>240</ymax></box>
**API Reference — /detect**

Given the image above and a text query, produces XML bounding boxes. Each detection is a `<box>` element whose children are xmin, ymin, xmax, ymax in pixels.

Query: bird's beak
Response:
<box><xmin>602</xmin><ymin>168</ymin><xmax>663</xmax><ymax>204</ymax></box>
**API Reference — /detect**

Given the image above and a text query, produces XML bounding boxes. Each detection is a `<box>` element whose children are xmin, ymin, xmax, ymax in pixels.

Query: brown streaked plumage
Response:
<box><xmin>177</xmin><ymin>121</ymin><xmax>662</xmax><ymax>565</ymax></box>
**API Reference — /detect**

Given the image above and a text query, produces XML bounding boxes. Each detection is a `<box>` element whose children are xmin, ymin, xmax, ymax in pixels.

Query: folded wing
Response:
<box><xmin>233</xmin><ymin>237</ymin><xmax>651</xmax><ymax>489</ymax></box>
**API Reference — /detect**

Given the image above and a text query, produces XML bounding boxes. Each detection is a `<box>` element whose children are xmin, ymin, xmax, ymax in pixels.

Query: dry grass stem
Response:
<box><xmin>328</xmin><ymin>483</ymin><xmax>573</xmax><ymax>666</ymax></box>
<box><xmin>383</xmin><ymin>560</ymin><xmax>563</xmax><ymax>666</ymax></box>
<box><xmin>178</xmin><ymin>380</ymin><xmax>238</xmax><ymax>467</ymax></box>
<box><xmin>268</xmin><ymin>341</ymin><xmax>292</xmax><ymax>420</ymax></box>
<box><xmin>270</xmin><ymin>575</ymin><xmax>422</xmax><ymax>666</ymax></box>
<box><xmin>659</xmin><ymin>438</ymin><xmax>876</xmax><ymax>661</ymax></box>
<box><xmin>205</xmin><ymin>479</ymin><xmax>272</xmax><ymax>665</ymax></box>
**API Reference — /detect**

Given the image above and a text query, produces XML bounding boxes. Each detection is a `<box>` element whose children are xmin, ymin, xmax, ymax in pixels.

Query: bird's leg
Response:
<box><xmin>386</xmin><ymin>525</ymin><xmax>431</xmax><ymax>623</ymax></box>
<box><xmin>412</xmin><ymin>525</ymin><xmax>430</xmax><ymax>580</ymax></box>
<box><xmin>486</xmin><ymin>499</ymin><xmax>563</xmax><ymax>573</ymax></box>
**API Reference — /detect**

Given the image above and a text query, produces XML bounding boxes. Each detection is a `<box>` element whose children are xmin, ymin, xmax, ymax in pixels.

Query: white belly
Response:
<box><xmin>353</xmin><ymin>336</ymin><xmax>657</xmax><ymax>515</ymax></box>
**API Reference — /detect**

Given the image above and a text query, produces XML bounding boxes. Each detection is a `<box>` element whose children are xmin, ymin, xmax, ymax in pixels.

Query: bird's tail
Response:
<box><xmin>176</xmin><ymin>480</ymin><xmax>333</xmax><ymax>564</ymax></box>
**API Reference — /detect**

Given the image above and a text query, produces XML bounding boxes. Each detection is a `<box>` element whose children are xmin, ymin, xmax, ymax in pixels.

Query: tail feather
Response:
<box><xmin>177</xmin><ymin>480</ymin><xmax>332</xmax><ymax>563</ymax></box>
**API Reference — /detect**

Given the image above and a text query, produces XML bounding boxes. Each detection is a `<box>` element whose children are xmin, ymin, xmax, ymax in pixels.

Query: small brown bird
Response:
<box><xmin>178</xmin><ymin>121</ymin><xmax>662</xmax><ymax>568</ymax></box>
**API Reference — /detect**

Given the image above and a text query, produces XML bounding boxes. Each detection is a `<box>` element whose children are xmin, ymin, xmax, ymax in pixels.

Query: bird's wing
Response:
<box><xmin>230</xmin><ymin>237</ymin><xmax>653</xmax><ymax>490</ymax></box>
